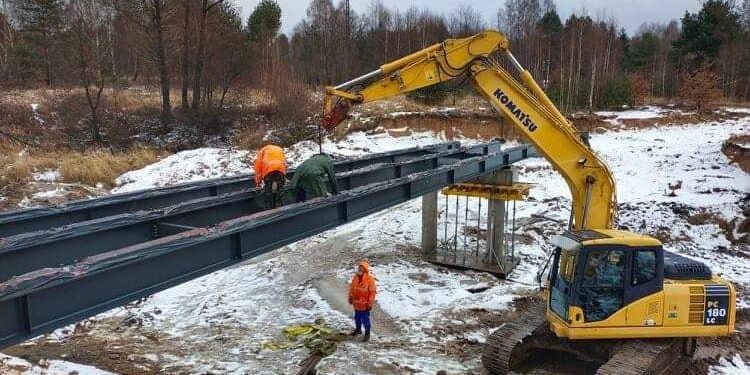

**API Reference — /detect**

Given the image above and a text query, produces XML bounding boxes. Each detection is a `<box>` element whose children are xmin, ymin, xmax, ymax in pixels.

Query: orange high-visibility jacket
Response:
<box><xmin>254</xmin><ymin>145</ymin><xmax>287</xmax><ymax>185</ymax></box>
<box><xmin>349</xmin><ymin>261</ymin><xmax>377</xmax><ymax>311</ymax></box>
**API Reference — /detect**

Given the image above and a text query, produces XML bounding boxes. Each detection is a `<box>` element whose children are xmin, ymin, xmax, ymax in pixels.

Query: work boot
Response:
<box><xmin>350</xmin><ymin>329</ymin><xmax>362</xmax><ymax>336</ymax></box>
<box><xmin>363</xmin><ymin>331</ymin><xmax>370</xmax><ymax>342</ymax></box>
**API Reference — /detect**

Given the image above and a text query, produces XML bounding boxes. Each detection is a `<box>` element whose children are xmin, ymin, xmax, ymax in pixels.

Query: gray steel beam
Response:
<box><xmin>0</xmin><ymin>145</ymin><xmax>531</xmax><ymax>349</ymax></box>
<box><xmin>0</xmin><ymin>142</ymin><xmax>461</xmax><ymax>238</ymax></box>
<box><xmin>0</xmin><ymin>143</ymin><xmax>508</xmax><ymax>283</ymax></box>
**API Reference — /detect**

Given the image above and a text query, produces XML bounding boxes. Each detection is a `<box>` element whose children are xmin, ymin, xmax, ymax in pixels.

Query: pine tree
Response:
<box><xmin>246</xmin><ymin>0</ymin><xmax>281</xmax><ymax>78</ymax></box>
<box><xmin>13</xmin><ymin>0</ymin><xmax>64</xmax><ymax>86</ymax></box>
<box><xmin>672</xmin><ymin>0</ymin><xmax>742</xmax><ymax>68</ymax></box>
<box><xmin>246</xmin><ymin>0</ymin><xmax>281</xmax><ymax>43</ymax></box>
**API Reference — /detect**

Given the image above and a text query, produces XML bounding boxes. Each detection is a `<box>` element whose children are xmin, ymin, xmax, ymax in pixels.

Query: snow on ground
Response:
<box><xmin>595</xmin><ymin>105</ymin><xmax>670</xmax><ymax>120</ymax></box>
<box><xmin>31</xmin><ymin>170</ymin><xmax>60</xmax><ymax>183</ymax></box>
<box><xmin>518</xmin><ymin>118</ymin><xmax>748</xmax><ymax>206</ymax></box>
<box><xmin>113</xmin><ymin>130</ymin><xmax>468</xmax><ymax>193</ymax></box>
<box><xmin>113</xmin><ymin>148</ymin><xmax>251</xmax><ymax>193</ymax></box>
<box><xmin>0</xmin><ymin>353</ymin><xmax>114</xmax><ymax>375</ymax></box>
<box><xmin>30</xmin><ymin>188</ymin><xmax>66</xmax><ymax>200</ymax></box>
<box><xmin>723</xmin><ymin>107</ymin><xmax>750</xmax><ymax>114</ymax></box>
<box><xmin>709</xmin><ymin>354</ymin><xmax>750</xmax><ymax>375</ymax></box>
<box><xmin>284</xmin><ymin>129</ymin><xmax>470</xmax><ymax>167</ymax></box>
<box><xmin>4</xmin><ymin>108</ymin><xmax>749</xmax><ymax>374</ymax></box>
<box><xmin>336</xmin><ymin>260</ymin><xmax>517</xmax><ymax>321</ymax></box>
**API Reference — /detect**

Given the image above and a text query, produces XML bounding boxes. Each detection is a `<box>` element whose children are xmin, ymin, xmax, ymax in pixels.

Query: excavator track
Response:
<box><xmin>483</xmin><ymin>302</ymin><xmax>695</xmax><ymax>375</ymax></box>
<box><xmin>482</xmin><ymin>301</ymin><xmax>548</xmax><ymax>374</ymax></box>
<box><xmin>595</xmin><ymin>338</ymin><xmax>694</xmax><ymax>375</ymax></box>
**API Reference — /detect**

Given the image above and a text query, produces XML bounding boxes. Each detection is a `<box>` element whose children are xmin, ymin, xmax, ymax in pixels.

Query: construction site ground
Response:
<box><xmin>0</xmin><ymin>104</ymin><xmax>748</xmax><ymax>375</ymax></box>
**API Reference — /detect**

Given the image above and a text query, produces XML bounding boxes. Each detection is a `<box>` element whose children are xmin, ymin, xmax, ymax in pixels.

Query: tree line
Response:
<box><xmin>0</xmin><ymin>0</ymin><xmax>749</xmax><ymax>131</ymax></box>
<box><xmin>288</xmin><ymin>0</ymin><xmax>749</xmax><ymax>111</ymax></box>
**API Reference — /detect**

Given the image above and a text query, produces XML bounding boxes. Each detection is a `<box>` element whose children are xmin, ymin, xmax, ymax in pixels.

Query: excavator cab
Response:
<box><xmin>544</xmin><ymin>229</ymin><xmax>735</xmax><ymax>341</ymax></box>
<box><xmin>548</xmin><ymin>230</ymin><xmax>665</xmax><ymax>331</ymax></box>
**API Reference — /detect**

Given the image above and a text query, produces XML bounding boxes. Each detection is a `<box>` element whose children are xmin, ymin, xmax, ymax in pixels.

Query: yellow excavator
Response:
<box><xmin>322</xmin><ymin>30</ymin><xmax>737</xmax><ymax>374</ymax></box>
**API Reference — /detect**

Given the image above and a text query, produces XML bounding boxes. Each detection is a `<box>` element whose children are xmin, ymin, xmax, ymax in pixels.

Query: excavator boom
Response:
<box><xmin>323</xmin><ymin>30</ymin><xmax>616</xmax><ymax>230</ymax></box>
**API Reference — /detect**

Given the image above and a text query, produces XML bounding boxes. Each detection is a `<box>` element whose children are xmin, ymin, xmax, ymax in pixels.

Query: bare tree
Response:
<box><xmin>203</xmin><ymin>2</ymin><xmax>248</xmax><ymax>109</ymax></box>
<box><xmin>68</xmin><ymin>0</ymin><xmax>113</xmax><ymax>142</ymax></box>
<box><xmin>450</xmin><ymin>4</ymin><xmax>484</xmax><ymax>38</ymax></box>
<box><xmin>113</xmin><ymin>0</ymin><xmax>172</xmax><ymax>123</ymax></box>
<box><xmin>180</xmin><ymin>0</ymin><xmax>191</xmax><ymax>110</ymax></box>
<box><xmin>190</xmin><ymin>0</ymin><xmax>224</xmax><ymax>111</ymax></box>
<box><xmin>0</xmin><ymin>10</ymin><xmax>14</xmax><ymax>83</ymax></box>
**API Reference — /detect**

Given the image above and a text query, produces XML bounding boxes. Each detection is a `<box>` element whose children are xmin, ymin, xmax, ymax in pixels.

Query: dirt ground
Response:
<box><xmin>340</xmin><ymin>106</ymin><xmax>735</xmax><ymax>146</ymax></box>
<box><xmin>688</xmin><ymin>306</ymin><xmax>750</xmax><ymax>374</ymax></box>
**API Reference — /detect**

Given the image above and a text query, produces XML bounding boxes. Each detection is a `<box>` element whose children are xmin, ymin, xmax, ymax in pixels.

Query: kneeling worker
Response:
<box><xmin>254</xmin><ymin>144</ymin><xmax>287</xmax><ymax>208</ymax></box>
<box><xmin>290</xmin><ymin>153</ymin><xmax>339</xmax><ymax>202</ymax></box>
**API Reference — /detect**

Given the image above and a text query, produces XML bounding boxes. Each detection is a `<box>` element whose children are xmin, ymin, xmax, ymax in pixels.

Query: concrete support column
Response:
<box><xmin>484</xmin><ymin>168</ymin><xmax>517</xmax><ymax>268</ymax></box>
<box><xmin>421</xmin><ymin>191</ymin><xmax>438</xmax><ymax>255</ymax></box>
<box><xmin>487</xmin><ymin>199</ymin><xmax>506</xmax><ymax>264</ymax></box>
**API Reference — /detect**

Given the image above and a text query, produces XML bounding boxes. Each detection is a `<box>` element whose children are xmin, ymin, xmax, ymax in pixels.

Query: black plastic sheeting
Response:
<box><xmin>0</xmin><ymin>146</ymin><xmax>525</xmax><ymax>301</ymax></box>
<box><xmin>0</xmin><ymin>141</ymin><xmax>462</xmax><ymax>238</ymax></box>
<box><xmin>0</xmin><ymin>143</ymin><xmax>507</xmax><ymax>283</ymax></box>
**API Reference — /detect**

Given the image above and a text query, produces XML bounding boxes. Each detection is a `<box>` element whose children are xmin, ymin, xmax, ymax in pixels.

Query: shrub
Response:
<box><xmin>679</xmin><ymin>65</ymin><xmax>723</xmax><ymax>110</ymax></box>
<box><xmin>600</xmin><ymin>76</ymin><xmax>633</xmax><ymax>109</ymax></box>
<box><xmin>629</xmin><ymin>73</ymin><xmax>651</xmax><ymax>106</ymax></box>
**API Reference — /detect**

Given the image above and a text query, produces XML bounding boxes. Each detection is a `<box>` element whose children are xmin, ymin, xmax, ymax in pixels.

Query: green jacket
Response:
<box><xmin>290</xmin><ymin>154</ymin><xmax>339</xmax><ymax>199</ymax></box>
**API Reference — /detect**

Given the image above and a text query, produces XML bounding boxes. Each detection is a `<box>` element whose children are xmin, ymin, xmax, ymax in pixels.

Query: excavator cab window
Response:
<box><xmin>632</xmin><ymin>250</ymin><xmax>657</xmax><ymax>286</ymax></box>
<box><xmin>578</xmin><ymin>249</ymin><xmax>626</xmax><ymax>322</ymax></box>
<box><xmin>549</xmin><ymin>245</ymin><xmax>579</xmax><ymax>321</ymax></box>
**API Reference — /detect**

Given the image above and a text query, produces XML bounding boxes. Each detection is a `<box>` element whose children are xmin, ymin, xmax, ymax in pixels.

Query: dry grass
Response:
<box><xmin>0</xmin><ymin>146</ymin><xmax>57</xmax><ymax>186</ymax></box>
<box><xmin>58</xmin><ymin>149</ymin><xmax>162</xmax><ymax>187</ymax></box>
<box><xmin>0</xmin><ymin>145</ymin><xmax>162</xmax><ymax>188</ymax></box>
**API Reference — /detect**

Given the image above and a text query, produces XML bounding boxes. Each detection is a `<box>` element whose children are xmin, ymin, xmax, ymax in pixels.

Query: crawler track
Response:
<box><xmin>482</xmin><ymin>301</ymin><xmax>547</xmax><ymax>374</ymax></box>
<box><xmin>596</xmin><ymin>338</ymin><xmax>693</xmax><ymax>375</ymax></box>
<box><xmin>482</xmin><ymin>302</ymin><xmax>694</xmax><ymax>375</ymax></box>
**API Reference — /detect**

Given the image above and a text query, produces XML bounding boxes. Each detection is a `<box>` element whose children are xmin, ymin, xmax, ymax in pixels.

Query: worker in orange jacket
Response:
<box><xmin>254</xmin><ymin>145</ymin><xmax>287</xmax><ymax>208</ymax></box>
<box><xmin>348</xmin><ymin>260</ymin><xmax>377</xmax><ymax>342</ymax></box>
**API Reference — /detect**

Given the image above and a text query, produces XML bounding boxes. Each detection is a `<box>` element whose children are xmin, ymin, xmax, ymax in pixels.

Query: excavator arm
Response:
<box><xmin>323</xmin><ymin>30</ymin><xmax>616</xmax><ymax>230</ymax></box>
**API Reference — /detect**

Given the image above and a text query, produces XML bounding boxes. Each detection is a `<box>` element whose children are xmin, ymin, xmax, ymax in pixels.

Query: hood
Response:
<box><xmin>358</xmin><ymin>261</ymin><xmax>370</xmax><ymax>274</ymax></box>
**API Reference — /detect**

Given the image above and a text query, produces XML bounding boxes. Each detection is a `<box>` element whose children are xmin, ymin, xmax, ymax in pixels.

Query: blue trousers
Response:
<box><xmin>354</xmin><ymin>310</ymin><xmax>371</xmax><ymax>332</ymax></box>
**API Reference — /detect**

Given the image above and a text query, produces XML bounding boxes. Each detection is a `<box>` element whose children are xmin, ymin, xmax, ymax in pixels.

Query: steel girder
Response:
<box><xmin>0</xmin><ymin>143</ymin><xmax>533</xmax><ymax>350</ymax></box>
<box><xmin>0</xmin><ymin>142</ymin><xmax>461</xmax><ymax>238</ymax></box>
<box><xmin>0</xmin><ymin>142</ymin><xmax>503</xmax><ymax>283</ymax></box>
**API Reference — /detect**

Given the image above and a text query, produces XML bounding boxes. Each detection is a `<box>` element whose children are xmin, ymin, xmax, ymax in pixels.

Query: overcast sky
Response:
<box><xmin>234</xmin><ymin>0</ymin><xmax>703</xmax><ymax>36</ymax></box>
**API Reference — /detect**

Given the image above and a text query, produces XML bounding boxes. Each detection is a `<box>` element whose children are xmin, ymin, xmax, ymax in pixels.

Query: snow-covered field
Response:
<box><xmin>2</xmin><ymin>107</ymin><xmax>749</xmax><ymax>374</ymax></box>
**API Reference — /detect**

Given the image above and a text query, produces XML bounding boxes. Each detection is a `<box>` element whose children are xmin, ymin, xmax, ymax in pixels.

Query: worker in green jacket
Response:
<box><xmin>290</xmin><ymin>153</ymin><xmax>340</xmax><ymax>202</ymax></box>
